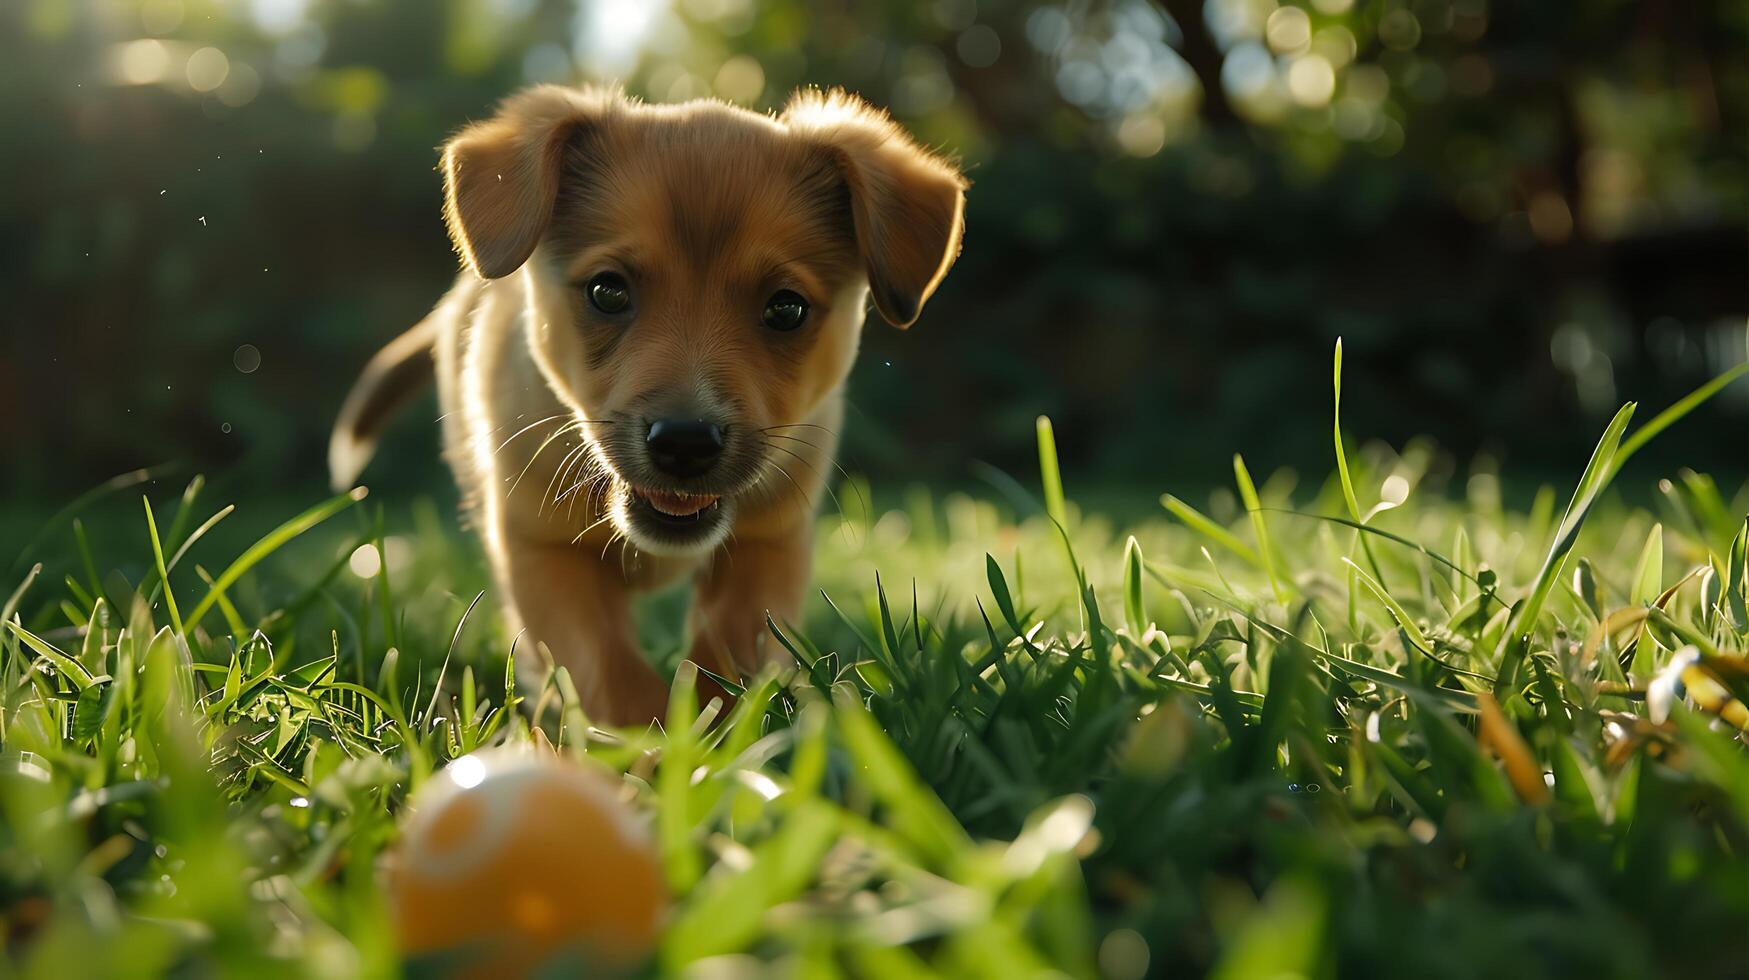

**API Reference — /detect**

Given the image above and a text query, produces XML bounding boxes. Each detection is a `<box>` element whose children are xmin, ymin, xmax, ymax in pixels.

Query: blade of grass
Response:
<box><xmin>183</xmin><ymin>488</ymin><xmax>367</xmax><ymax>632</ymax></box>
<box><xmin>1160</xmin><ymin>494</ymin><xmax>1262</xmax><ymax>568</ymax></box>
<box><xmin>1234</xmin><ymin>454</ymin><xmax>1285</xmax><ymax>601</ymax></box>
<box><xmin>1332</xmin><ymin>338</ymin><xmax>1362</xmax><ymax>521</ymax></box>
<box><xmin>3</xmin><ymin>563</ymin><xmax>42</xmax><ymax>628</ymax></box>
<box><xmin>1036</xmin><ymin>415</ymin><xmax>1067</xmax><ymax>531</ymax></box>
<box><xmin>1626</xmin><ymin>524</ymin><xmax>1663</xmax><ymax>677</ymax></box>
<box><xmin>1342</xmin><ymin>557</ymin><xmax>1430</xmax><ymax>652</ymax></box>
<box><xmin>660</xmin><ymin>661</ymin><xmax>703</xmax><ymax>892</ymax></box>
<box><xmin>143</xmin><ymin>497</ymin><xmax>185</xmax><ymax>638</ymax></box>
<box><xmin>7</xmin><ymin>465</ymin><xmax>166</xmax><ymax>575</ymax></box>
<box><xmin>1613</xmin><ymin>359</ymin><xmax>1749</xmax><ymax>473</ymax></box>
<box><xmin>164</xmin><ymin>475</ymin><xmax>205</xmax><ymax>552</ymax></box>
<box><xmin>1122</xmin><ymin>536</ymin><xmax>1146</xmax><ymax>636</ymax></box>
<box><xmin>1494</xmin><ymin>403</ymin><xmax>1635</xmax><ymax>694</ymax></box>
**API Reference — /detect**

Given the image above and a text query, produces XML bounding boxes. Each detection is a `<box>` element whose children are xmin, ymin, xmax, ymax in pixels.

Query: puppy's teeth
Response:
<box><xmin>640</xmin><ymin>490</ymin><xmax>719</xmax><ymax>517</ymax></box>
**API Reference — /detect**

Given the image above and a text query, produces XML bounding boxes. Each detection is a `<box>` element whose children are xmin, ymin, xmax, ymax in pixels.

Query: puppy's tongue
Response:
<box><xmin>638</xmin><ymin>489</ymin><xmax>719</xmax><ymax>517</ymax></box>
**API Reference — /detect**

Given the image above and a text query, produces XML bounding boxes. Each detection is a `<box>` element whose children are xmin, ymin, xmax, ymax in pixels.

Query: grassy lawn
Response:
<box><xmin>3</xmin><ymin>347</ymin><xmax>1747</xmax><ymax>978</ymax></box>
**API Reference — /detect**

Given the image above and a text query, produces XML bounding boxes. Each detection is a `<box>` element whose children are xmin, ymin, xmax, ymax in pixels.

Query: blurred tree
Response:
<box><xmin>0</xmin><ymin>0</ymin><xmax>1741</xmax><ymax>502</ymax></box>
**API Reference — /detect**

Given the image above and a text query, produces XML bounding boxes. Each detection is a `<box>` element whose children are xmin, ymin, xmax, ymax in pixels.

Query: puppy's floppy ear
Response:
<box><xmin>442</xmin><ymin>85</ymin><xmax>616</xmax><ymax>279</ymax></box>
<box><xmin>783</xmin><ymin>89</ymin><xmax>967</xmax><ymax>328</ymax></box>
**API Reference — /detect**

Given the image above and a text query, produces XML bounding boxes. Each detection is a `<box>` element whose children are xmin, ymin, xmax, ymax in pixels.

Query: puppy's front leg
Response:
<box><xmin>686</xmin><ymin>522</ymin><xmax>812</xmax><ymax>683</ymax></box>
<box><xmin>500</xmin><ymin>537</ymin><xmax>669</xmax><ymax>726</ymax></box>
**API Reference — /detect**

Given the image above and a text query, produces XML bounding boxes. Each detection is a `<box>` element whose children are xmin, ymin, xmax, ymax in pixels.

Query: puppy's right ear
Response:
<box><xmin>442</xmin><ymin>86</ymin><xmax>614</xmax><ymax>279</ymax></box>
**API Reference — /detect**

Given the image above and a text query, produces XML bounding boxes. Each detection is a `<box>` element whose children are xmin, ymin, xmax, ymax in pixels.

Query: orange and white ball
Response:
<box><xmin>390</xmin><ymin>746</ymin><xmax>667</xmax><ymax>975</ymax></box>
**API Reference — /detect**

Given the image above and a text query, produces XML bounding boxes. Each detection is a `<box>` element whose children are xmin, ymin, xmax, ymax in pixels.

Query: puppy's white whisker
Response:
<box><xmin>537</xmin><ymin>443</ymin><xmax>589</xmax><ymax>516</ymax></box>
<box><xmin>765</xmin><ymin>441</ymin><xmax>849</xmax><ymax>523</ymax></box>
<box><xmin>763</xmin><ymin>430</ymin><xmax>866</xmax><ymax>521</ymax></box>
<box><xmin>560</xmin><ymin>454</ymin><xmax>606</xmax><ymax>521</ymax></box>
<box><xmin>762</xmin><ymin>422</ymin><xmax>839</xmax><ymax>437</ymax></box>
<box><xmin>492</xmin><ymin>412</ymin><xmax>570</xmax><ymax>455</ymax></box>
<box><xmin>562</xmin><ymin>466</ymin><xmax>610</xmax><ymax>521</ymax></box>
<box><xmin>763</xmin><ymin>458</ymin><xmax>815</xmax><ymax>530</ymax></box>
<box><xmin>507</xmin><ymin>419</ymin><xmax>584</xmax><ymax>500</ymax></box>
<box><xmin>570</xmin><ymin>507</ymin><xmax>617</xmax><ymax>545</ymax></box>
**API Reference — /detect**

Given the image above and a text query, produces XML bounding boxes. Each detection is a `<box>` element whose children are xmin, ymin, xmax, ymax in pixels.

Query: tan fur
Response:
<box><xmin>330</xmin><ymin>86</ymin><xmax>966</xmax><ymax>725</ymax></box>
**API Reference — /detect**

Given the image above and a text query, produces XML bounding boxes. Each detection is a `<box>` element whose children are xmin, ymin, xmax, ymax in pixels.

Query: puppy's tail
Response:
<box><xmin>328</xmin><ymin>315</ymin><xmax>439</xmax><ymax>491</ymax></box>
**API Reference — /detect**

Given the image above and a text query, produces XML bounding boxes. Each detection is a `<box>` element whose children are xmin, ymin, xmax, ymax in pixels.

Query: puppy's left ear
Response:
<box><xmin>442</xmin><ymin>85</ymin><xmax>617</xmax><ymax>279</ymax></box>
<box><xmin>783</xmin><ymin>90</ymin><xmax>967</xmax><ymax>328</ymax></box>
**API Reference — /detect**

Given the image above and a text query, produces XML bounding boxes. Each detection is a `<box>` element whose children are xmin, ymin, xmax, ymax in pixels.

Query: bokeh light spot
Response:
<box><xmin>1369</xmin><ymin>116</ymin><xmax>1405</xmax><ymax>156</ymax></box>
<box><xmin>348</xmin><ymin>543</ymin><xmax>382</xmax><ymax>579</ymax></box>
<box><xmin>1207</xmin><ymin>0</ymin><xmax>1279</xmax><ymax>48</ymax></box>
<box><xmin>233</xmin><ymin>344</ymin><xmax>262</xmax><ymax>374</ymax></box>
<box><xmin>932</xmin><ymin>0</ymin><xmax>976</xmax><ymax>31</ymax></box>
<box><xmin>578</xmin><ymin>0</ymin><xmax>666</xmax><ymax>78</ymax></box>
<box><xmin>1265</xmin><ymin>6</ymin><xmax>1311</xmax><ymax>55</ymax></box>
<box><xmin>1025</xmin><ymin>7</ymin><xmax>1071</xmax><ymax>53</ymax></box>
<box><xmin>713</xmin><ymin>54</ymin><xmax>764</xmax><ymax>103</ymax></box>
<box><xmin>1098</xmin><ymin>928</ymin><xmax>1151</xmax><ymax>980</ymax></box>
<box><xmin>1344</xmin><ymin>64</ymin><xmax>1390</xmax><ymax>105</ymax></box>
<box><xmin>893</xmin><ymin>46</ymin><xmax>954</xmax><ymax>114</ymax></box>
<box><xmin>186</xmin><ymin>47</ymin><xmax>230</xmax><ymax>93</ymax></box>
<box><xmin>449</xmin><ymin>755</ymin><xmax>487</xmax><ymax>790</ymax></box>
<box><xmin>217</xmin><ymin>62</ymin><xmax>261</xmax><ymax>107</ymax></box>
<box><xmin>1116</xmin><ymin>113</ymin><xmax>1167</xmax><ymax>157</ymax></box>
<box><xmin>1311</xmin><ymin>25</ymin><xmax>1357</xmax><ymax>68</ymax></box>
<box><xmin>250</xmin><ymin>0</ymin><xmax>309</xmax><ymax>35</ymax></box>
<box><xmin>1378</xmin><ymin>9</ymin><xmax>1423</xmax><ymax>51</ymax></box>
<box><xmin>956</xmin><ymin>24</ymin><xmax>1001</xmax><ymax>68</ymax></box>
<box><xmin>1286</xmin><ymin>54</ymin><xmax>1336</xmax><ymax>108</ymax></box>
<box><xmin>1222</xmin><ymin>41</ymin><xmax>1274</xmax><ymax>99</ymax></box>
<box><xmin>333</xmin><ymin>111</ymin><xmax>377</xmax><ymax>151</ymax></box>
<box><xmin>1528</xmin><ymin>192</ymin><xmax>1573</xmax><ymax>243</ymax></box>
<box><xmin>522</xmin><ymin>43</ymin><xmax>572</xmax><ymax>83</ymax></box>
<box><xmin>115</xmin><ymin>40</ymin><xmax>171</xmax><ymax>86</ymax></box>
<box><xmin>1332</xmin><ymin>97</ymin><xmax>1380</xmax><ymax>139</ymax></box>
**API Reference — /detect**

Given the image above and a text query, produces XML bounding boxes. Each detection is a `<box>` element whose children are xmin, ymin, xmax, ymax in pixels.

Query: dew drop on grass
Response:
<box><xmin>348</xmin><ymin>544</ymin><xmax>382</xmax><ymax>579</ymax></box>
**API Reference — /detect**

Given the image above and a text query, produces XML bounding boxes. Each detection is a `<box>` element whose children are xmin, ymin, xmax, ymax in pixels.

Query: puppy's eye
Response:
<box><xmin>587</xmin><ymin>273</ymin><xmax>631</xmax><ymax>315</ymax></box>
<box><xmin>762</xmin><ymin>290</ymin><xmax>809</xmax><ymax>332</ymax></box>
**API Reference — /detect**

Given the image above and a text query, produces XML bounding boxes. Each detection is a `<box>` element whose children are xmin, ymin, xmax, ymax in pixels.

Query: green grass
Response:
<box><xmin>4</xmin><ymin>343</ymin><xmax>1748</xmax><ymax>979</ymax></box>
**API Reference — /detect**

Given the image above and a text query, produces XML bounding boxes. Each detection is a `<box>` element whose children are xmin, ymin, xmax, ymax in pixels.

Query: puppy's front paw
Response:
<box><xmin>580</xmin><ymin>657</ymin><xmax>670</xmax><ymax>729</ymax></box>
<box><xmin>689</xmin><ymin>608</ymin><xmax>793</xmax><ymax>683</ymax></box>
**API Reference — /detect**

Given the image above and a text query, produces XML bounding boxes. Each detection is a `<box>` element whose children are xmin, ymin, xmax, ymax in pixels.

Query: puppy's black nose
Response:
<box><xmin>646</xmin><ymin>419</ymin><xmax>724</xmax><ymax>478</ymax></box>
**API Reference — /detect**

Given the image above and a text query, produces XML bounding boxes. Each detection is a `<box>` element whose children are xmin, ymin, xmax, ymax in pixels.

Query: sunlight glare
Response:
<box><xmin>449</xmin><ymin>755</ymin><xmax>488</xmax><ymax>790</ymax></box>
<box><xmin>577</xmin><ymin>0</ymin><xmax>667</xmax><ymax>77</ymax></box>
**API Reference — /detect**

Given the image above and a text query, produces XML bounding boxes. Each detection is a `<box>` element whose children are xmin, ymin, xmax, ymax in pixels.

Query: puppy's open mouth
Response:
<box><xmin>630</xmin><ymin>487</ymin><xmax>722</xmax><ymax>526</ymax></box>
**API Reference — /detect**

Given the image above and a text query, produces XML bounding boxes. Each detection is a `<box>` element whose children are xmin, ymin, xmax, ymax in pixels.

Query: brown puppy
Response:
<box><xmin>329</xmin><ymin>86</ymin><xmax>966</xmax><ymax>725</ymax></box>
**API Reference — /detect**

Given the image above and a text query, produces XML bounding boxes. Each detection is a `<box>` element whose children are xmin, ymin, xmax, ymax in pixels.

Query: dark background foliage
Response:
<box><xmin>3</xmin><ymin>0</ymin><xmax>1744</xmax><ymax>506</ymax></box>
